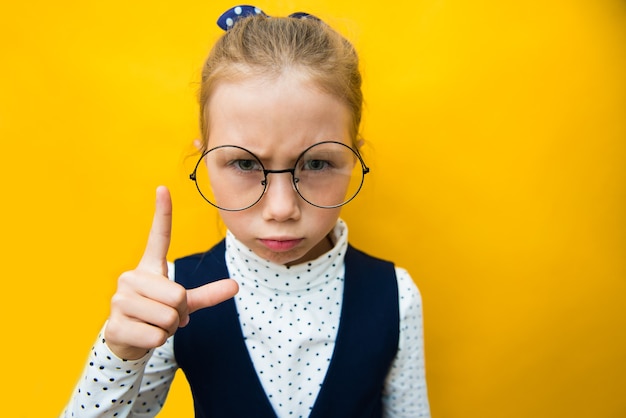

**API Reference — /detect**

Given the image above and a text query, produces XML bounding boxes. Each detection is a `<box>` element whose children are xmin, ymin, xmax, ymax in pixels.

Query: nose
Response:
<box><xmin>261</xmin><ymin>171</ymin><xmax>301</xmax><ymax>222</ymax></box>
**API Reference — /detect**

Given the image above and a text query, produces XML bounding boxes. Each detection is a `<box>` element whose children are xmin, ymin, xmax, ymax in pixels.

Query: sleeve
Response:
<box><xmin>382</xmin><ymin>267</ymin><xmax>431</xmax><ymax>418</ymax></box>
<box><xmin>59</xmin><ymin>326</ymin><xmax>178</xmax><ymax>418</ymax></box>
<box><xmin>60</xmin><ymin>262</ymin><xmax>179</xmax><ymax>417</ymax></box>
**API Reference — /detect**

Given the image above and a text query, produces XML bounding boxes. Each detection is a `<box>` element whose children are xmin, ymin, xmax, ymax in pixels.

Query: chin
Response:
<box><xmin>270</xmin><ymin>251</ymin><xmax>306</xmax><ymax>266</ymax></box>
<box><xmin>255</xmin><ymin>247</ymin><xmax>310</xmax><ymax>267</ymax></box>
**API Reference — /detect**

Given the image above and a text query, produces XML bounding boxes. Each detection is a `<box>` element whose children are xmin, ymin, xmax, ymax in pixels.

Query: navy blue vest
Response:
<box><xmin>174</xmin><ymin>240</ymin><xmax>399</xmax><ymax>418</ymax></box>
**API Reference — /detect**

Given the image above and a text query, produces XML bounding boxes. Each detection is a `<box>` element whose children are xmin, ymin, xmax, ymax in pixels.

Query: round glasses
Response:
<box><xmin>189</xmin><ymin>141</ymin><xmax>370</xmax><ymax>211</ymax></box>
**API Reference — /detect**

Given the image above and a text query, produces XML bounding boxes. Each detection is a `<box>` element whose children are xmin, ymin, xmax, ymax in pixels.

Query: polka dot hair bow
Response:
<box><xmin>217</xmin><ymin>5</ymin><xmax>320</xmax><ymax>31</ymax></box>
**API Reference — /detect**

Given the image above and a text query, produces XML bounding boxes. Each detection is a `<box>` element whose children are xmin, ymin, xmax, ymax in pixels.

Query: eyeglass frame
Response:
<box><xmin>189</xmin><ymin>140</ymin><xmax>370</xmax><ymax>211</ymax></box>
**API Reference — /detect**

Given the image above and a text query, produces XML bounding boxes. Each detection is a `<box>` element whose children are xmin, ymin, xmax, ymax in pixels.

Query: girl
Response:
<box><xmin>62</xmin><ymin>6</ymin><xmax>430</xmax><ymax>417</ymax></box>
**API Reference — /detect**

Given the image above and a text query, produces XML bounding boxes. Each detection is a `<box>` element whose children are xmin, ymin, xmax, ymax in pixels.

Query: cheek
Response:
<box><xmin>307</xmin><ymin>207</ymin><xmax>342</xmax><ymax>235</ymax></box>
<box><xmin>218</xmin><ymin>210</ymin><xmax>251</xmax><ymax>238</ymax></box>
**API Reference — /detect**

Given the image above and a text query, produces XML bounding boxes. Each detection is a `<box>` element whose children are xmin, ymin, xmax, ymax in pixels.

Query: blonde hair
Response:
<box><xmin>198</xmin><ymin>15</ymin><xmax>362</xmax><ymax>151</ymax></box>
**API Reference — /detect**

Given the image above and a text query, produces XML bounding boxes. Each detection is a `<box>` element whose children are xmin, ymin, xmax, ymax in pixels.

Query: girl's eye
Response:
<box><xmin>302</xmin><ymin>159</ymin><xmax>330</xmax><ymax>171</ymax></box>
<box><xmin>233</xmin><ymin>159</ymin><xmax>261</xmax><ymax>171</ymax></box>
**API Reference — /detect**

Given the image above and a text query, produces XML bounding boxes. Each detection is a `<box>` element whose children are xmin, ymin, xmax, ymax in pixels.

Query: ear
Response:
<box><xmin>356</xmin><ymin>138</ymin><xmax>365</xmax><ymax>149</ymax></box>
<box><xmin>193</xmin><ymin>139</ymin><xmax>203</xmax><ymax>151</ymax></box>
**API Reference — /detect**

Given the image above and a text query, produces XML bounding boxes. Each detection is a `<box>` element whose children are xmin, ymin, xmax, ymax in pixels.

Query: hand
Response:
<box><xmin>104</xmin><ymin>186</ymin><xmax>239</xmax><ymax>360</ymax></box>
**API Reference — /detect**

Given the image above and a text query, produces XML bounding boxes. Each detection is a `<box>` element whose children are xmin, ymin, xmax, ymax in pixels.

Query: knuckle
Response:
<box><xmin>117</xmin><ymin>270</ymin><xmax>136</xmax><ymax>288</ymax></box>
<box><xmin>160</xmin><ymin>308</ymin><xmax>180</xmax><ymax>329</ymax></box>
<box><xmin>166</xmin><ymin>284</ymin><xmax>187</xmax><ymax>307</ymax></box>
<box><xmin>174</xmin><ymin>285</ymin><xmax>188</xmax><ymax>304</ymax></box>
<box><xmin>110</xmin><ymin>292</ymin><xmax>129</xmax><ymax>310</ymax></box>
<box><xmin>146</xmin><ymin>329</ymin><xmax>169</xmax><ymax>348</ymax></box>
<box><xmin>104</xmin><ymin>319</ymin><xmax>124</xmax><ymax>343</ymax></box>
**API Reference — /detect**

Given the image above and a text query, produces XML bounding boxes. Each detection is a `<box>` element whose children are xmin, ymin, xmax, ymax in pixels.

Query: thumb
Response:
<box><xmin>182</xmin><ymin>279</ymin><xmax>239</xmax><ymax>324</ymax></box>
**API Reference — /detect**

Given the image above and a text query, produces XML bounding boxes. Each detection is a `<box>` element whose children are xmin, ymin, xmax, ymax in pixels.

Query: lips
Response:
<box><xmin>258</xmin><ymin>238</ymin><xmax>303</xmax><ymax>252</ymax></box>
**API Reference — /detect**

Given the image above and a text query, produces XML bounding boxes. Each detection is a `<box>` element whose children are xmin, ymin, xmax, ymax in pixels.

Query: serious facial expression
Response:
<box><xmin>205</xmin><ymin>71</ymin><xmax>353</xmax><ymax>266</ymax></box>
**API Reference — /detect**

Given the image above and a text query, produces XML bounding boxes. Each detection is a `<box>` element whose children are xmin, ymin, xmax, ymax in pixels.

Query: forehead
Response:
<box><xmin>206</xmin><ymin>72</ymin><xmax>352</xmax><ymax>158</ymax></box>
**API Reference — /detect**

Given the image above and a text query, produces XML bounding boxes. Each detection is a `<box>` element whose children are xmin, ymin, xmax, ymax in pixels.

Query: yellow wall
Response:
<box><xmin>1</xmin><ymin>0</ymin><xmax>624</xmax><ymax>416</ymax></box>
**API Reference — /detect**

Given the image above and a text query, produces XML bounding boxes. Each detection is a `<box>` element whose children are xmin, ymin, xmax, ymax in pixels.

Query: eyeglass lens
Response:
<box><xmin>191</xmin><ymin>142</ymin><xmax>367</xmax><ymax>211</ymax></box>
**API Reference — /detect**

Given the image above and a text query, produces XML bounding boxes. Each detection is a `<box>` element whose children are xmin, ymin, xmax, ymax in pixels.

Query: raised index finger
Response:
<box><xmin>137</xmin><ymin>185</ymin><xmax>172</xmax><ymax>275</ymax></box>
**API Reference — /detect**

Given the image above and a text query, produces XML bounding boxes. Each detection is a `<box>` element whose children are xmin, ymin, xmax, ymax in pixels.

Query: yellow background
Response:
<box><xmin>1</xmin><ymin>0</ymin><xmax>625</xmax><ymax>417</ymax></box>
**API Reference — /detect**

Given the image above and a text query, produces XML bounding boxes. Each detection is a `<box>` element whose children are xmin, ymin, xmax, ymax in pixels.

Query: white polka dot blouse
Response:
<box><xmin>61</xmin><ymin>219</ymin><xmax>430</xmax><ymax>417</ymax></box>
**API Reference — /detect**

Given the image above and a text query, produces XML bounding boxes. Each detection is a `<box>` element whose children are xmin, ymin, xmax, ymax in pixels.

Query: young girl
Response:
<box><xmin>62</xmin><ymin>6</ymin><xmax>430</xmax><ymax>417</ymax></box>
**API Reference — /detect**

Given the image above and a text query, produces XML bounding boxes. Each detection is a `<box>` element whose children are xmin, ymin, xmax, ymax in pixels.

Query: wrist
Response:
<box><xmin>106</xmin><ymin>341</ymin><xmax>152</xmax><ymax>361</ymax></box>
